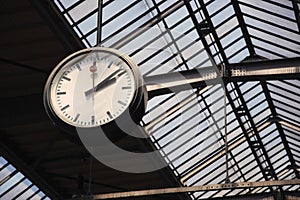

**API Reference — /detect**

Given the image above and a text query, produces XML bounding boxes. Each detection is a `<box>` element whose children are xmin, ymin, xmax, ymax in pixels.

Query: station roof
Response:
<box><xmin>0</xmin><ymin>0</ymin><xmax>299</xmax><ymax>199</ymax></box>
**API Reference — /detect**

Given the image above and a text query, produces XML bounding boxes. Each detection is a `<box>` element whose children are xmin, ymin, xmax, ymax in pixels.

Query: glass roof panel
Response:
<box><xmin>240</xmin><ymin>0</ymin><xmax>300</xmax><ymax>59</ymax></box>
<box><xmin>268</xmin><ymin>80</ymin><xmax>300</xmax><ymax>127</ymax></box>
<box><xmin>0</xmin><ymin>157</ymin><xmax>50</xmax><ymax>200</ymax></box>
<box><xmin>64</xmin><ymin>0</ymin><xmax>97</xmax><ymax>22</ymax></box>
<box><xmin>56</xmin><ymin>0</ymin><xmax>80</xmax><ymax>9</ymax></box>
<box><xmin>240</xmin><ymin>0</ymin><xmax>297</xmax><ymax>30</ymax></box>
<box><xmin>48</xmin><ymin>0</ymin><xmax>300</xmax><ymax>198</ymax></box>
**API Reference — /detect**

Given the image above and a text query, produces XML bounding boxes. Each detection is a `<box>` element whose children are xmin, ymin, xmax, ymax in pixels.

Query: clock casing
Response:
<box><xmin>43</xmin><ymin>47</ymin><xmax>147</xmax><ymax>142</ymax></box>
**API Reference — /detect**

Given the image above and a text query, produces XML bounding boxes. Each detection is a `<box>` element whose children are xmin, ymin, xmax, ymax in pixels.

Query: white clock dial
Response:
<box><xmin>48</xmin><ymin>49</ymin><xmax>136</xmax><ymax>127</ymax></box>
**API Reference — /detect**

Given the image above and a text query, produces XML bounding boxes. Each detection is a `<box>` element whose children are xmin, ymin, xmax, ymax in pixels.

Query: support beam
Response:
<box><xmin>145</xmin><ymin>67</ymin><xmax>219</xmax><ymax>98</ymax></box>
<box><xmin>145</xmin><ymin>59</ymin><xmax>300</xmax><ymax>97</ymax></box>
<box><xmin>230</xmin><ymin>61</ymin><xmax>300</xmax><ymax>78</ymax></box>
<box><xmin>197</xmin><ymin>0</ymin><xmax>229</xmax><ymax>66</ymax></box>
<box><xmin>292</xmin><ymin>0</ymin><xmax>300</xmax><ymax>32</ymax></box>
<box><xmin>93</xmin><ymin>179</ymin><xmax>300</xmax><ymax>199</ymax></box>
<box><xmin>261</xmin><ymin>83</ymin><xmax>300</xmax><ymax>179</ymax></box>
<box><xmin>228</xmin><ymin>82</ymin><xmax>278</xmax><ymax>185</ymax></box>
<box><xmin>231</xmin><ymin>0</ymin><xmax>255</xmax><ymax>56</ymax></box>
<box><xmin>229</xmin><ymin>57</ymin><xmax>300</xmax><ymax>70</ymax></box>
<box><xmin>97</xmin><ymin>0</ymin><xmax>103</xmax><ymax>45</ymax></box>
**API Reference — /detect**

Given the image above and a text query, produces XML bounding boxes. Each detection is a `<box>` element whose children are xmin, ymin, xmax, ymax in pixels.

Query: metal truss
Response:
<box><xmin>93</xmin><ymin>179</ymin><xmax>300</xmax><ymax>199</ymax></box>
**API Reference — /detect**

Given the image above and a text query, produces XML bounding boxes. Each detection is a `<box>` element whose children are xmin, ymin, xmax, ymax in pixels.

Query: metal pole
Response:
<box><xmin>97</xmin><ymin>0</ymin><xmax>103</xmax><ymax>45</ymax></box>
<box><xmin>224</xmin><ymin>81</ymin><xmax>230</xmax><ymax>183</ymax></box>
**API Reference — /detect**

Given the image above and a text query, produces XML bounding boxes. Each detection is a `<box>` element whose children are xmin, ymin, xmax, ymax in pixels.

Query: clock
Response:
<box><xmin>44</xmin><ymin>47</ymin><xmax>147</xmax><ymax>141</ymax></box>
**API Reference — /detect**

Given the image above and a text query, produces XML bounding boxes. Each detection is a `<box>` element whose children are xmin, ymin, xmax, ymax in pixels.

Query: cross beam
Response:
<box><xmin>93</xmin><ymin>179</ymin><xmax>300</xmax><ymax>199</ymax></box>
<box><xmin>145</xmin><ymin>58</ymin><xmax>300</xmax><ymax>98</ymax></box>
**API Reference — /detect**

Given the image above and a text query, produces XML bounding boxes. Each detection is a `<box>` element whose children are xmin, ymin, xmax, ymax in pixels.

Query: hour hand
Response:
<box><xmin>85</xmin><ymin>78</ymin><xmax>116</xmax><ymax>96</ymax></box>
<box><xmin>84</xmin><ymin>69</ymin><xmax>123</xmax><ymax>96</ymax></box>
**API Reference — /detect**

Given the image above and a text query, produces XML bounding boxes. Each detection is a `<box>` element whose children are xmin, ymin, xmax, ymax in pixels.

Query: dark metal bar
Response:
<box><xmin>230</xmin><ymin>56</ymin><xmax>300</xmax><ymax>70</ymax></box>
<box><xmin>158</xmin><ymin>110</ymin><xmax>204</xmax><ymax>149</ymax></box>
<box><xmin>144</xmin><ymin>93</ymin><xmax>175</xmax><ymax>115</ymax></box>
<box><xmin>197</xmin><ymin>0</ymin><xmax>229</xmax><ymax>66</ymax></box>
<box><xmin>266</xmin><ymin>108</ymin><xmax>300</xmax><ymax>179</ymax></box>
<box><xmin>97</xmin><ymin>0</ymin><xmax>103</xmax><ymax>45</ymax></box>
<box><xmin>177</xmin><ymin>130</ymin><xmax>221</xmax><ymax>177</ymax></box>
<box><xmin>231</xmin><ymin>0</ymin><xmax>255</xmax><ymax>56</ymax></box>
<box><xmin>290</xmin><ymin>146</ymin><xmax>300</xmax><ymax>156</ymax></box>
<box><xmin>226</xmin><ymin>83</ymin><xmax>272</xmax><ymax>184</ymax></box>
<box><xmin>184</xmin><ymin>0</ymin><xmax>216</xmax><ymax>64</ymax></box>
<box><xmin>161</xmin><ymin>99</ymin><xmax>224</xmax><ymax>158</ymax></box>
<box><xmin>136</xmin><ymin>36</ymin><xmax>176</xmax><ymax>67</ymax></box>
<box><xmin>65</xmin><ymin>0</ymin><xmax>114</xmax><ymax>34</ymax></box>
<box><xmin>278</xmin><ymin>111</ymin><xmax>300</xmax><ymax>126</ymax></box>
<box><xmin>154</xmin><ymin>89</ymin><xmax>229</xmax><ymax>145</ymax></box>
<box><xmin>232</xmin><ymin>82</ymin><xmax>278</xmax><ymax>180</ymax></box>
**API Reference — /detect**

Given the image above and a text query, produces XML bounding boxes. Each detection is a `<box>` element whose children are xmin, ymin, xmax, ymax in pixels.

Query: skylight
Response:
<box><xmin>49</xmin><ymin>0</ymin><xmax>300</xmax><ymax>199</ymax></box>
<box><xmin>0</xmin><ymin>156</ymin><xmax>51</xmax><ymax>200</ymax></box>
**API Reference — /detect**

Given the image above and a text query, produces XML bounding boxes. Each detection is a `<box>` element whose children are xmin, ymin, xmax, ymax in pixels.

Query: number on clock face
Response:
<box><xmin>49</xmin><ymin>51</ymin><xmax>136</xmax><ymax>127</ymax></box>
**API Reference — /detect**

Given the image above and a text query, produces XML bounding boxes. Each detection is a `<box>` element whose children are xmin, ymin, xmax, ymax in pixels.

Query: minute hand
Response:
<box><xmin>85</xmin><ymin>69</ymin><xmax>122</xmax><ymax>96</ymax></box>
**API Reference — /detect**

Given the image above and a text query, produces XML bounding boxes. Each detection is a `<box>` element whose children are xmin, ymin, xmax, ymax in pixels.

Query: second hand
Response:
<box><xmin>90</xmin><ymin>61</ymin><xmax>97</xmax><ymax>101</ymax></box>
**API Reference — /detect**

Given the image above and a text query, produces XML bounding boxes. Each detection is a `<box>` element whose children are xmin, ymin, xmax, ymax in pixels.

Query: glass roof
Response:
<box><xmin>0</xmin><ymin>156</ymin><xmax>51</xmax><ymax>200</ymax></box>
<box><xmin>50</xmin><ymin>0</ymin><xmax>300</xmax><ymax>199</ymax></box>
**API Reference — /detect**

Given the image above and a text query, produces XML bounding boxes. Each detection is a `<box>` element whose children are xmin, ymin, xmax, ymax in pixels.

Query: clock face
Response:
<box><xmin>47</xmin><ymin>48</ymin><xmax>137</xmax><ymax>128</ymax></box>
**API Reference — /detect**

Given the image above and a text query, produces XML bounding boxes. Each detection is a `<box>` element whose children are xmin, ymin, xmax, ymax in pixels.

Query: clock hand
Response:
<box><xmin>85</xmin><ymin>69</ymin><xmax>122</xmax><ymax>96</ymax></box>
<box><xmin>89</xmin><ymin>62</ymin><xmax>97</xmax><ymax>100</ymax></box>
<box><xmin>94</xmin><ymin>77</ymin><xmax>117</xmax><ymax>93</ymax></box>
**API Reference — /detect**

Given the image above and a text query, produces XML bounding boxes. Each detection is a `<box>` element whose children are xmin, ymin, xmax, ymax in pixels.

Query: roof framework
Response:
<box><xmin>1</xmin><ymin>0</ymin><xmax>300</xmax><ymax>199</ymax></box>
<box><xmin>50</xmin><ymin>0</ymin><xmax>300</xmax><ymax>199</ymax></box>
